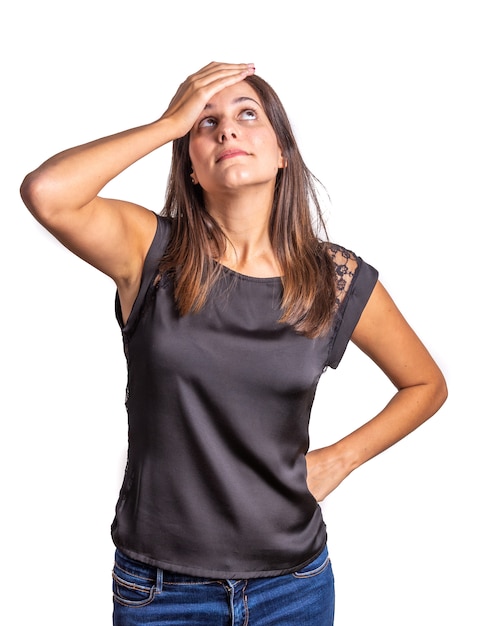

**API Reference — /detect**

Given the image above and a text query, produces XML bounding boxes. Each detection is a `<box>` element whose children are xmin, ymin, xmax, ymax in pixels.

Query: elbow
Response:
<box><xmin>20</xmin><ymin>169</ymin><xmax>60</xmax><ymax>225</ymax></box>
<box><xmin>430</xmin><ymin>368</ymin><xmax>448</xmax><ymax>415</ymax></box>
<box><xmin>19</xmin><ymin>171</ymin><xmax>35</xmax><ymax>209</ymax></box>
<box><xmin>437</xmin><ymin>373</ymin><xmax>448</xmax><ymax>409</ymax></box>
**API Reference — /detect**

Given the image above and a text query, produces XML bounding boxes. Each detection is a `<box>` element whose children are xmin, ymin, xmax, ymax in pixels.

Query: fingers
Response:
<box><xmin>175</xmin><ymin>62</ymin><xmax>255</xmax><ymax>105</ymax></box>
<box><xmin>187</xmin><ymin>61</ymin><xmax>255</xmax><ymax>85</ymax></box>
<box><xmin>161</xmin><ymin>62</ymin><xmax>256</xmax><ymax>137</ymax></box>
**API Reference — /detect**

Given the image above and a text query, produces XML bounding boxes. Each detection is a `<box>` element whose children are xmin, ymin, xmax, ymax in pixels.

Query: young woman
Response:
<box><xmin>20</xmin><ymin>62</ymin><xmax>447</xmax><ymax>625</ymax></box>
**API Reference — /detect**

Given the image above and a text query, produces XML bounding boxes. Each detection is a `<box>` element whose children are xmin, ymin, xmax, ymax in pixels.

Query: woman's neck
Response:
<box><xmin>205</xmin><ymin>188</ymin><xmax>281</xmax><ymax>278</ymax></box>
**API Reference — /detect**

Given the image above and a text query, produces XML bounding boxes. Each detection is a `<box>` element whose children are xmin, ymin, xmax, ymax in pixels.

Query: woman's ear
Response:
<box><xmin>190</xmin><ymin>169</ymin><xmax>199</xmax><ymax>185</ymax></box>
<box><xmin>278</xmin><ymin>150</ymin><xmax>287</xmax><ymax>169</ymax></box>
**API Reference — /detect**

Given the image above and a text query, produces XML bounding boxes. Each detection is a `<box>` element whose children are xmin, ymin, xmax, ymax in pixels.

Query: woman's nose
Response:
<box><xmin>218</xmin><ymin>122</ymin><xmax>237</xmax><ymax>142</ymax></box>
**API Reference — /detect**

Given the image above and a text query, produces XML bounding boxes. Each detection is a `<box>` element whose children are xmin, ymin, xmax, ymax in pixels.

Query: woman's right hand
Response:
<box><xmin>159</xmin><ymin>62</ymin><xmax>255</xmax><ymax>139</ymax></box>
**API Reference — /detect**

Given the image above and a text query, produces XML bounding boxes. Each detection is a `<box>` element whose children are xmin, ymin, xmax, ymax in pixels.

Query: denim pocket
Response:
<box><xmin>112</xmin><ymin>567</ymin><xmax>156</xmax><ymax>608</ymax></box>
<box><xmin>292</xmin><ymin>548</ymin><xmax>331</xmax><ymax>579</ymax></box>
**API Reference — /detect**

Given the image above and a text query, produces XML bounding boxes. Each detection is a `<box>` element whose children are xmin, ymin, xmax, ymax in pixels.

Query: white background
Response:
<box><xmin>2</xmin><ymin>1</ymin><xmax>500</xmax><ymax>624</ymax></box>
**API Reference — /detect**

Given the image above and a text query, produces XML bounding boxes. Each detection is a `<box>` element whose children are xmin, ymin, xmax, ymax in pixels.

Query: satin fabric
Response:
<box><xmin>111</xmin><ymin>215</ymin><xmax>378</xmax><ymax>578</ymax></box>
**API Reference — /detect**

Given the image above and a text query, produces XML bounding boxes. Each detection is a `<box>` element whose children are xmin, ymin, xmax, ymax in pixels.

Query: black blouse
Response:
<box><xmin>111</xmin><ymin>214</ymin><xmax>378</xmax><ymax>578</ymax></box>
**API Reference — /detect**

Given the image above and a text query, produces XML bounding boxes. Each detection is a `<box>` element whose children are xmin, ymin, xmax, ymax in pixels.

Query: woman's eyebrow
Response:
<box><xmin>203</xmin><ymin>96</ymin><xmax>262</xmax><ymax>110</ymax></box>
<box><xmin>233</xmin><ymin>96</ymin><xmax>262</xmax><ymax>107</ymax></box>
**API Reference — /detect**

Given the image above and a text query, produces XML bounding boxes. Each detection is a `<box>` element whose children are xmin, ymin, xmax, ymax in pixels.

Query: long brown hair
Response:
<box><xmin>160</xmin><ymin>74</ymin><xmax>337</xmax><ymax>338</ymax></box>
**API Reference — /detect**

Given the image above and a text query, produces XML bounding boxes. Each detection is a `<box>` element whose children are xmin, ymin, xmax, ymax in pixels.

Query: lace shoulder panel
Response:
<box><xmin>327</xmin><ymin>243</ymin><xmax>360</xmax><ymax>313</ymax></box>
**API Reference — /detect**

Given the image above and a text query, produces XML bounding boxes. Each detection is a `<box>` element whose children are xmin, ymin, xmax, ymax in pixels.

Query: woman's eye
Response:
<box><xmin>199</xmin><ymin>117</ymin><xmax>217</xmax><ymax>128</ymax></box>
<box><xmin>240</xmin><ymin>109</ymin><xmax>257</xmax><ymax>120</ymax></box>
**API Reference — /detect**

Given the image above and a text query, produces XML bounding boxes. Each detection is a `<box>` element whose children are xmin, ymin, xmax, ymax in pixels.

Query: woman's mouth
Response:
<box><xmin>216</xmin><ymin>149</ymin><xmax>249</xmax><ymax>163</ymax></box>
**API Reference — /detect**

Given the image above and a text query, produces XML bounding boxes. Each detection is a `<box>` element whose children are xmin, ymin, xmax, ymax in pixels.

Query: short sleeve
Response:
<box><xmin>326</xmin><ymin>245</ymin><xmax>378</xmax><ymax>369</ymax></box>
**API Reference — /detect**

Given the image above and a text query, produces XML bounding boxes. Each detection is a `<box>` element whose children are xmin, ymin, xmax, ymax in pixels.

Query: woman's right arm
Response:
<box><xmin>20</xmin><ymin>119</ymin><xmax>176</xmax><ymax>279</ymax></box>
<box><xmin>20</xmin><ymin>119</ymin><xmax>178</xmax><ymax>324</ymax></box>
<box><xmin>20</xmin><ymin>62</ymin><xmax>255</xmax><ymax>319</ymax></box>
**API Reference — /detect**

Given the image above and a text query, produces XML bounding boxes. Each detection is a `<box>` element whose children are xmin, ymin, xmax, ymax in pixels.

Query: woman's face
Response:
<box><xmin>189</xmin><ymin>82</ymin><xmax>285</xmax><ymax>195</ymax></box>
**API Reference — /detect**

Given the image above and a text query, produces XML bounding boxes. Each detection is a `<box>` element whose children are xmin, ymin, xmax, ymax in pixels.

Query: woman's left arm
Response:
<box><xmin>306</xmin><ymin>280</ymin><xmax>448</xmax><ymax>502</ymax></box>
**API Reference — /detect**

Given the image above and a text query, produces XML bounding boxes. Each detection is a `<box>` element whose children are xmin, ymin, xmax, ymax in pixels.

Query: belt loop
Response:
<box><xmin>155</xmin><ymin>567</ymin><xmax>164</xmax><ymax>594</ymax></box>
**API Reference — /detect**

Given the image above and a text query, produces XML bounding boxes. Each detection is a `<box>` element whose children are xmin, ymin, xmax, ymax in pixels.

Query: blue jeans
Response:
<box><xmin>112</xmin><ymin>546</ymin><xmax>335</xmax><ymax>625</ymax></box>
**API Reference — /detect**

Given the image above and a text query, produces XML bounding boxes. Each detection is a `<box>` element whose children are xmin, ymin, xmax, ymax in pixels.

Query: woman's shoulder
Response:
<box><xmin>322</xmin><ymin>241</ymin><xmax>360</xmax><ymax>277</ymax></box>
<box><xmin>320</xmin><ymin>240</ymin><xmax>379</xmax><ymax>306</ymax></box>
<box><xmin>150</xmin><ymin>213</ymin><xmax>173</xmax><ymax>248</ymax></box>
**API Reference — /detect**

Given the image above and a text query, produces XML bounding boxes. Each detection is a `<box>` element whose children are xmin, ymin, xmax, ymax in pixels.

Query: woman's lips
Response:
<box><xmin>216</xmin><ymin>149</ymin><xmax>249</xmax><ymax>163</ymax></box>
